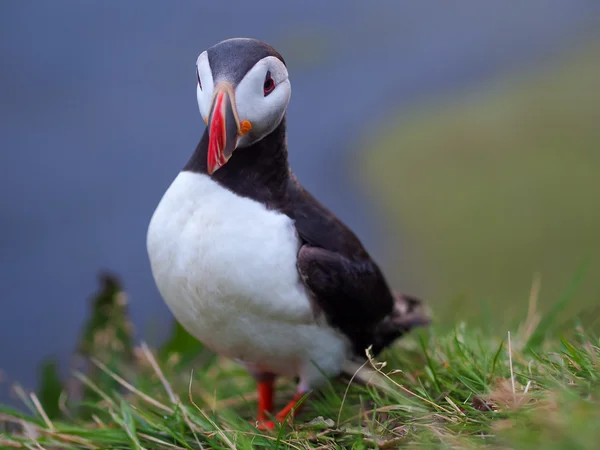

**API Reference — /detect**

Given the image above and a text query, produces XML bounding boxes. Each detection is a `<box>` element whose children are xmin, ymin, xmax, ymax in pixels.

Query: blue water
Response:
<box><xmin>1</xmin><ymin>1</ymin><xmax>599</xmax><ymax>402</ymax></box>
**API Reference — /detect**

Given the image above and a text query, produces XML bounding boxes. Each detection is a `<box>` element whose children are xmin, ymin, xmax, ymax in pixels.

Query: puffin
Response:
<box><xmin>147</xmin><ymin>38</ymin><xmax>430</xmax><ymax>429</ymax></box>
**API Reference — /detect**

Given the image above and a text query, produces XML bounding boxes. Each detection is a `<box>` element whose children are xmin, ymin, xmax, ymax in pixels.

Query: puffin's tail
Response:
<box><xmin>370</xmin><ymin>292</ymin><xmax>431</xmax><ymax>356</ymax></box>
<box><xmin>340</xmin><ymin>293</ymin><xmax>430</xmax><ymax>387</ymax></box>
<box><xmin>391</xmin><ymin>291</ymin><xmax>431</xmax><ymax>329</ymax></box>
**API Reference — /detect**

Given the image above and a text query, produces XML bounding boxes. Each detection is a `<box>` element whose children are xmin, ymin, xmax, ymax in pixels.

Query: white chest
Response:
<box><xmin>146</xmin><ymin>171</ymin><xmax>348</xmax><ymax>379</ymax></box>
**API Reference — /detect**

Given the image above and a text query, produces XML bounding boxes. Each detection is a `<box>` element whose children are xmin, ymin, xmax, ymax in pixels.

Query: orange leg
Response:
<box><xmin>251</xmin><ymin>369</ymin><xmax>311</xmax><ymax>431</ymax></box>
<box><xmin>257</xmin><ymin>379</ymin><xmax>275</xmax><ymax>423</ymax></box>
<box><xmin>274</xmin><ymin>392</ymin><xmax>309</xmax><ymax>423</ymax></box>
<box><xmin>255</xmin><ymin>390</ymin><xmax>310</xmax><ymax>430</ymax></box>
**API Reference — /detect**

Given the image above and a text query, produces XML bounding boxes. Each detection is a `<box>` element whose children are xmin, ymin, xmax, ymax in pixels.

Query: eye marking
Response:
<box><xmin>196</xmin><ymin>67</ymin><xmax>202</xmax><ymax>90</ymax></box>
<box><xmin>263</xmin><ymin>70</ymin><xmax>275</xmax><ymax>96</ymax></box>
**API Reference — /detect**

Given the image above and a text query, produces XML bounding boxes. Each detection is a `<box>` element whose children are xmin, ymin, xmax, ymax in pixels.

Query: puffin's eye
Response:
<box><xmin>263</xmin><ymin>71</ymin><xmax>275</xmax><ymax>96</ymax></box>
<box><xmin>196</xmin><ymin>67</ymin><xmax>202</xmax><ymax>90</ymax></box>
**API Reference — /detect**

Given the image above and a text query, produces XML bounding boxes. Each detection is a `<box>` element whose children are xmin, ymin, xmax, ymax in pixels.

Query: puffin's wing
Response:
<box><xmin>296</xmin><ymin>245</ymin><xmax>430</xmax><ymax>355</ymax></box>
<box><xmin>285</xmin><ymin>178</ymin><xmax>429</xmax><ymax>354</ymax></box>
<box><xmin>296</xmin><ymin>244</ymin><xmax>402</xmax><ymax>355</ymax></box>
<box><xmin>282</xmin><ymin>178</ymin><xmax>394</xmax><ymax>329</ymax></box>
<box><xmin>296</xmin><ymin>245</ymin><xmax>394</xmax><ymax>330</ymax></box>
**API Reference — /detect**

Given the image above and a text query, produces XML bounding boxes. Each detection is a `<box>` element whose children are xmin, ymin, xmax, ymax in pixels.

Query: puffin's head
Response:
<box><xmin>196</xmin><ymin>38</ymin><xmax>291</xmax><ymax>175</ymax></box>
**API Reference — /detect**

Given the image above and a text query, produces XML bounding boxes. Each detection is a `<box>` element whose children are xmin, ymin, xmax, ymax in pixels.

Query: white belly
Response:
<box><xmin>146</xmin><ymin>171</ymin><xmax>348</xmax><ymax>383</ymax></box>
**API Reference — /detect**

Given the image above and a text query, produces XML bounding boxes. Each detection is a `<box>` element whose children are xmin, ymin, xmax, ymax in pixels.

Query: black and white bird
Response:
<box><xmin>147</xmin><ymin>38</ymin><xmax>429</xmax><ymax>428</ymax></box>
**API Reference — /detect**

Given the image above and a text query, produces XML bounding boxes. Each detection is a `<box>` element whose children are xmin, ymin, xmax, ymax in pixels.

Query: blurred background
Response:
<box><xmin>1</xmin><ymin>1</ymin><xmax>599</xmax><ymax>405</ymax></box>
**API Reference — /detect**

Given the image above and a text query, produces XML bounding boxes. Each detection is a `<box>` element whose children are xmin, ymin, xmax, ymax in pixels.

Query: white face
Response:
<box><xmin>196</xmin><ymin>51</ymin><xmax>291</xmax><ymax>147</ymax></box>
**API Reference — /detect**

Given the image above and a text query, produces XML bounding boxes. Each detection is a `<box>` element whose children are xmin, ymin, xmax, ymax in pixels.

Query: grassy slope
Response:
<box><xmin>0</xmin><ymin>278</ymin><xmax>599</xmax><ymax>449</ymax></box>
<box><xmin>1</xmin><ymin>310</ymin><xmax>599</xmax><ymax>449</ymax></box>
<box><xmin>360</xmin><ymin>38</ymin><xmax>600</xmax><ymax>327</ymax></box>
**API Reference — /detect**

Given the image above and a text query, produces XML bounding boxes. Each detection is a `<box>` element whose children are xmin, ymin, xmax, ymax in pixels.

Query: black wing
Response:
<box><xmin>281</xmin><ymin>177</ymin><xmax>397</xmax><ymax>354</ymax></box>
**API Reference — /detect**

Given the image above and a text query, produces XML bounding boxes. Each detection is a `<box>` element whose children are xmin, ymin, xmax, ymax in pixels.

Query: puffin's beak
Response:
<box><xmin>207</xmin><ymin>84</ymin><xmax>240</xmax><ymax>175</ymax></box>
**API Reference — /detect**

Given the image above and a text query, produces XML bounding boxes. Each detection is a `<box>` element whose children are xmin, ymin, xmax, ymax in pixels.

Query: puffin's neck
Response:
<box><xmin>183</xmin><ymin>117</ymin><xmax>290</xmax><ymax>203</ymax></box>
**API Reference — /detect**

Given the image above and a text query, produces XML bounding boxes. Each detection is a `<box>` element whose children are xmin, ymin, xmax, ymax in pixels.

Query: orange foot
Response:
<box><xmin>256</xmin><ymin>420</ymin><xmax>276</xmax><ymax>431</ymax></box>
<box><xmin>274</xmin><ymin>393</ymin><xmax>306</xmax><ymax>423</ymax></box>
<box><xmin>253</xmin><ymin>376</ymin><xmax>309</xmax><ymax>431</ymax></box>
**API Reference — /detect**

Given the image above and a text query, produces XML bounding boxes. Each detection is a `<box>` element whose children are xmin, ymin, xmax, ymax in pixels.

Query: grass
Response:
<box><xmin>360</xmin><ymin>36</ymin><xmax>600</xmax><ymax>327</ymax></box>
<box><xmin>1</xmin><ymin>275</ymin><xmax>600</xmax><ymax>449</ymax></box>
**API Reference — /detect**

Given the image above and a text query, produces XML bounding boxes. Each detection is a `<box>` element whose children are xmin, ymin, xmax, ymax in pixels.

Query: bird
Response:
<box><xmin>146</xmin><ymin>37</ymin><xmax>430</xmax><ymax>429</ymax></box>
